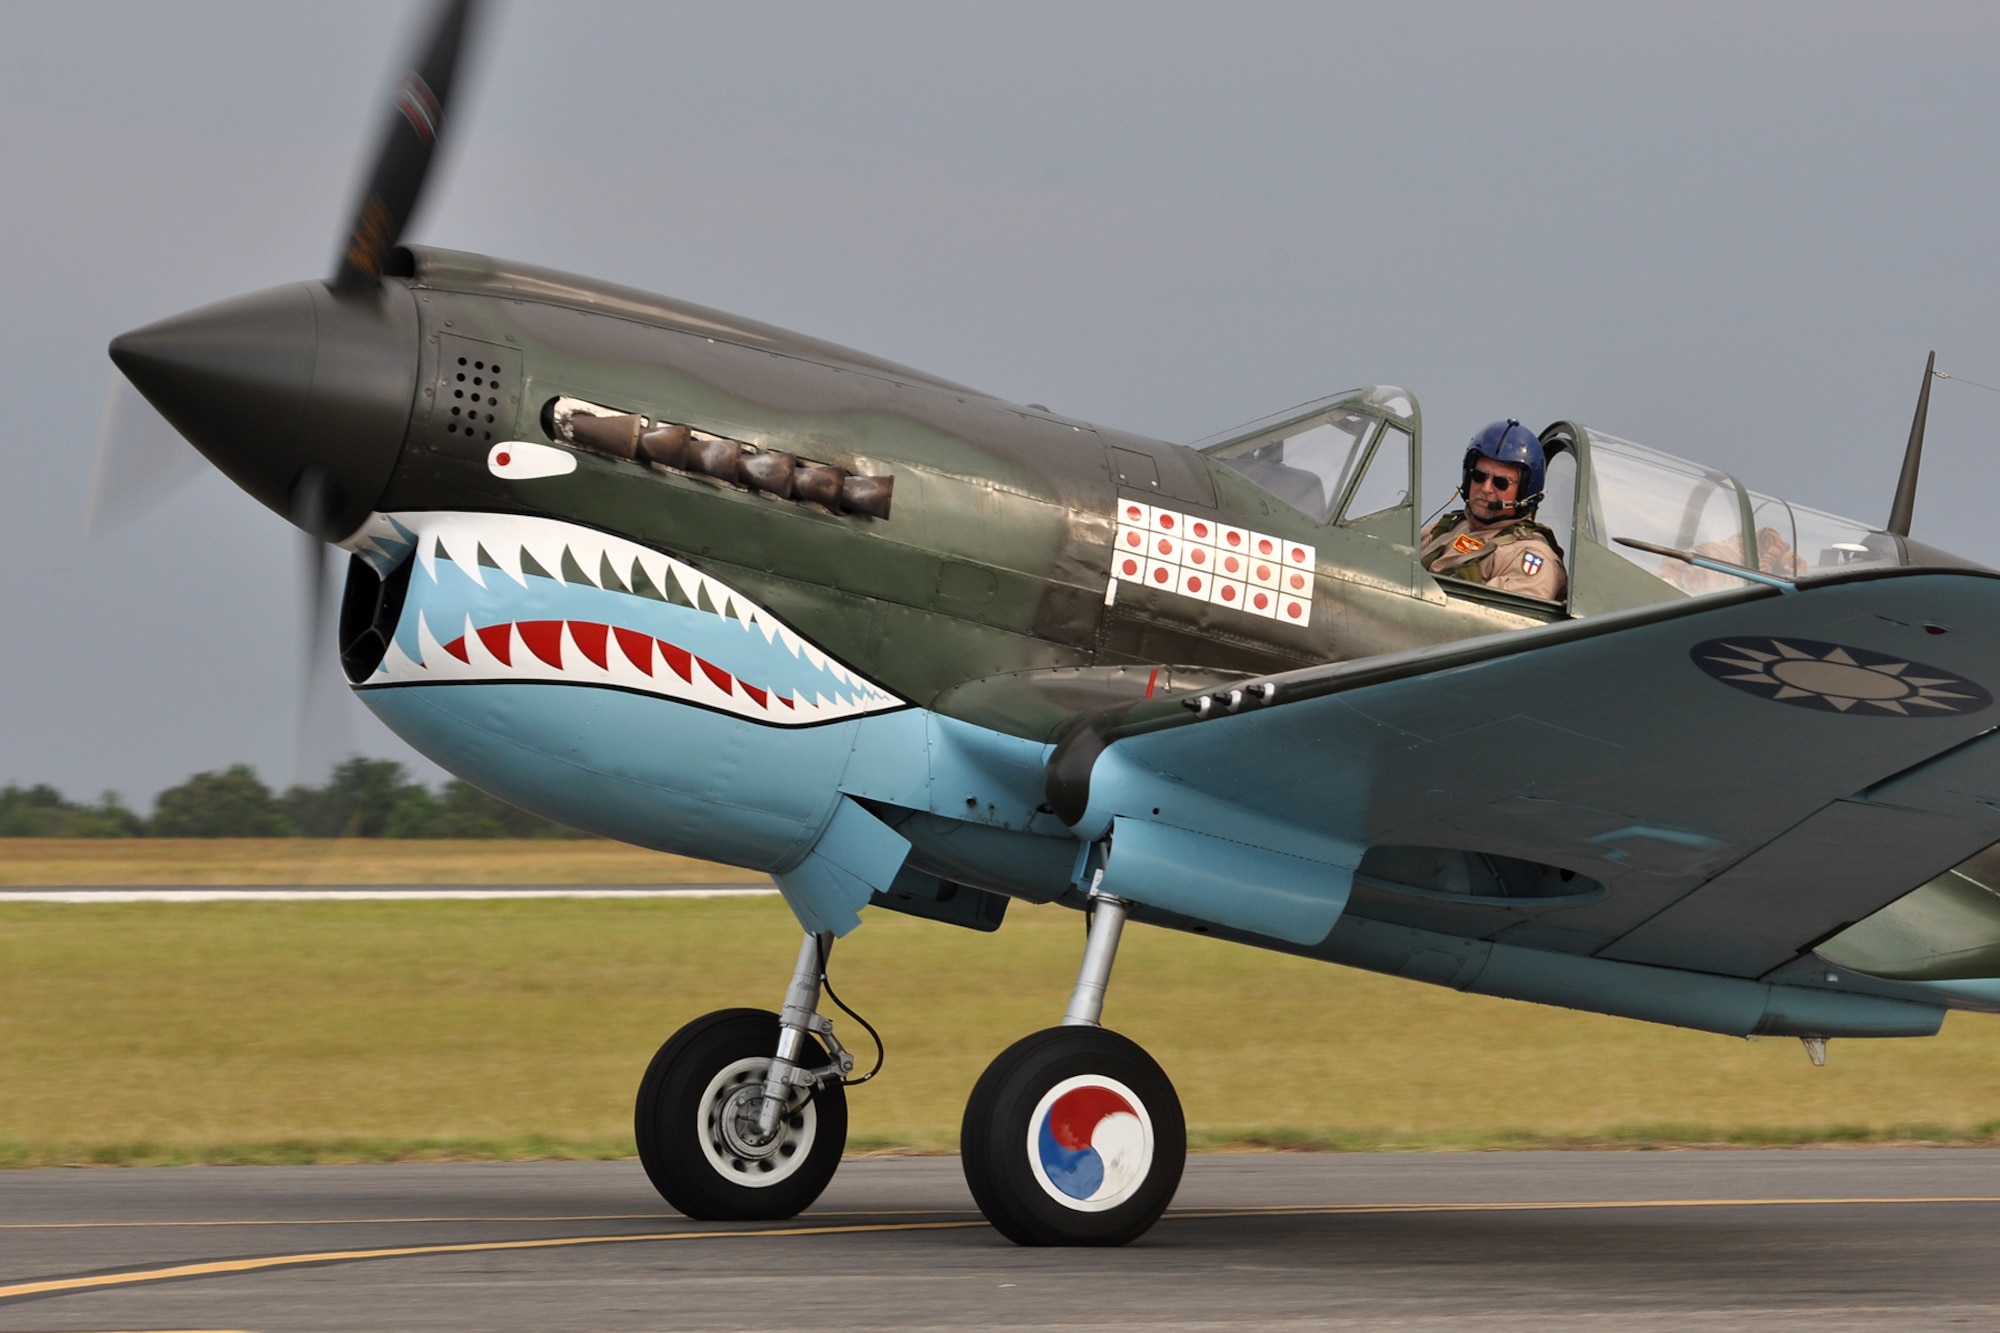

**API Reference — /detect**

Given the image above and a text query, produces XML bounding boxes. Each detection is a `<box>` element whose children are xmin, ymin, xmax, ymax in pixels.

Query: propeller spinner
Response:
<box><xmin>102</xmin><ymin>0</ymin><xmax>483</xmax><ymax>770</ymax></box>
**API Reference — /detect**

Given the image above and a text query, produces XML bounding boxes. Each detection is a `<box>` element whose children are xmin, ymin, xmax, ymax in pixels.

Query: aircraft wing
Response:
<box><xmin>1048</xmin><ymin>565</ymin><xmax>2000</xmax><ymax>981</ymax></box>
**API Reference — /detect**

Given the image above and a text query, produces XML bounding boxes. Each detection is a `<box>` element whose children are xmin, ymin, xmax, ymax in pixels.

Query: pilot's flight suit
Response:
<box><xmin>1421</xmin><ymin>510</ymin><xmax>1568</xmax><ymax>601</ymax></box>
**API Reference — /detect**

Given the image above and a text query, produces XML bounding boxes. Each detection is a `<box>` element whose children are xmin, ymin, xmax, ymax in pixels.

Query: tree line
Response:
<box><xmin>0</xmin><ymin>759</ymin><xmax>589</xmax><ymax>839</ymax></box>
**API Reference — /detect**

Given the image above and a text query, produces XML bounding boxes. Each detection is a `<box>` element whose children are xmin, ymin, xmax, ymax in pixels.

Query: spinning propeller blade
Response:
<box><xmin>332</xmin><ymin>0</ymin><xmax>481</xmax><ymax>293</ymax></box>
<box><xmin>84</xmin><ymin>379</ymin><xmax>212</xmax><ymax>536</ymax></box>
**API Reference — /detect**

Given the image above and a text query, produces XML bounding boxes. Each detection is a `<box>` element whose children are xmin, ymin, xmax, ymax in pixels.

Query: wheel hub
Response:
<box><xmin>697</xmin><ymin>1056</ymin><xmax>819</xmax><ymax>1187</ymax></box>
<box><xmin>718</xmin><ymin>1084</ymin><xmax>789</xmax><ymax>1158</ymax></box>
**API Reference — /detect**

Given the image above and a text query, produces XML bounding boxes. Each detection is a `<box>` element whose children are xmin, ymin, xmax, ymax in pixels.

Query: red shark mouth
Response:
<box><xmin>344</xmin><ymin>510</ymin><xmax>904</xmax><ymax>725</ymax></box>
<box><xmin>437</xmin><ymin>618</ymin><xmax>798</xmax><ymax>712</ymax></box>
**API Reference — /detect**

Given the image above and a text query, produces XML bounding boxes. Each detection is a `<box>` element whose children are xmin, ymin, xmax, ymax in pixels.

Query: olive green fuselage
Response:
<box><xmin>380</xmin><ymin>247</ymin><xmax>1546</xmax><ymax>738</ymax></box>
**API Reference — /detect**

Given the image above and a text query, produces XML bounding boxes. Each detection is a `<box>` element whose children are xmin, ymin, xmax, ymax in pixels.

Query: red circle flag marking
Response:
<box><xmin>1159</xmin><ymin>513</ymin><xmax>1175</xmax><ymax>530</ymax></box>
<box><xmin>1253</xmin><ymin>591</ymin><xmax>1270</xmax><ymax>610</ymax></box>
<box><xmin>495</xmin><ymin>451</ymin><xmax>511</xmax><ymax>466</ymax></box>
<box><xmin>1289</xmin><ymin>572</ymin><xmax>1305</xmax><ymax>590</ymax></box>
<box><xmin>1291</xmin><ymin>546</ymin><xmax>1306</xmax><ymax>563</ymax></box>
<box><xmin>1219</xmin><ymin>585</ymin><xmax>1238</xmax><ymax>603</ymax></box>
<box><xmin>1191</xmin><ymin>520</ymin><xmax>1211</xmax><ymax>539</ymax></box>
<box><xmin>1257</xmin><ymin>537</ymin><xmax>1275</xmax><ymax>555</ymax></box>
<box><xmin>1152</xmin><ymin>567</ymin><xmax>1170</xmax><ymax>584</ymax></box>
<box><xmin>1121</xmin><ymin>558</ymin><xmax>1139</xmax><ymax>576</ymax></box>
<box><xmin>1223</xmin><ymin>555</ymin><xmax>1241</xmax><ymax>575</ymax></box>
<box><xmin>1189</xmin><ymin>548</ymin><xmax>1208</xmax><ymax>567</ymax></box>
<box><xmin>1286</xmin><ymin>602</ymin><xmax>1302</xmax><ymax>619</ymax></box>
<box><xmin>1123</xmin><ymin>531</ymin><xmax>1143</xmax><ymax>549</ymax></box>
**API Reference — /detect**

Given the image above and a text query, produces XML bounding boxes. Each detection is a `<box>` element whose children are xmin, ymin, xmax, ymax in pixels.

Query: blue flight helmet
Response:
<box><xmin>1459</xmin><ymin>419</ymin><xmax>1546</xmax><ymax>514</ymax></box>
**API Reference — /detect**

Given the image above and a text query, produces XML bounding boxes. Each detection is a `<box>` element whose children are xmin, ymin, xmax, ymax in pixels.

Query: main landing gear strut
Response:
<box><xmin>634</xmin><ymin>890</ymin><xmax>1186</xmax><ymax>1245</ymax></box>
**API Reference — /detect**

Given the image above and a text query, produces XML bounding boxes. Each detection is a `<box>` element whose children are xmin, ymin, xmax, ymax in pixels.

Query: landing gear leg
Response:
<box><xmin>961</xmin><ymin>890</ymin><xmax>1186</xmax><ymax>1246</ymax></box>
<box><xmin>635</xmin><ymin>932</ymin><xmax>852</xmax><ymax>1220</ymax></box>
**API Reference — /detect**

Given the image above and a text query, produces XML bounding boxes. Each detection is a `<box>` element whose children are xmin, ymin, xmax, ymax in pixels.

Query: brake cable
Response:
<box><xmin>814</xmin><ymin>934</ymin><xmax>884</xmax><ymax>1086</ymax></box>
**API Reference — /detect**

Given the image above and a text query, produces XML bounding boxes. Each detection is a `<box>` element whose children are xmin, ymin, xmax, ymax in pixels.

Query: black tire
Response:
<box><xmin>961</xmin><ymin>1026</ymin><xmax>1185</xmax><ymax>1246</ymax></box>
<box><xmin>634</xmin><ymin>1007</ymin><xmax>847</xmax><ymax>1221</ymax></box>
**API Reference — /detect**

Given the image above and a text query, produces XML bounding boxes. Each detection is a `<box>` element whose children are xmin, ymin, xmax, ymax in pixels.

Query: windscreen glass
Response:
<box><xmin>1208</xmin><ymin>410</ymin><xmax>1377</xmax><ymax>524</ymax></box>
<box><xmin>1342</xmin><ymin>425</ymin><xmax>1412</xmax><ymax>523</ymax></box>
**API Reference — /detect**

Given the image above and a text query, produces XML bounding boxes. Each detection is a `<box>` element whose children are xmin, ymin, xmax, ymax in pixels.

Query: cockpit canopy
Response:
<box><xmin>1550</xmin><ymin>427</ymin><xmax>1889</xmax><ymax>599</ymax></box>
<box><xmin>1199</xmin><ymin>386</ymin><xmax>1891</xmax><ymax>618</ymax></box>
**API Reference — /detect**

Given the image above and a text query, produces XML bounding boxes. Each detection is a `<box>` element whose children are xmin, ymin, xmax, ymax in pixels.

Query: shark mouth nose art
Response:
<box><xmin>341</xmin><ymin>510</ymin><xmax>903</xmax><ymax>726</ymax></box>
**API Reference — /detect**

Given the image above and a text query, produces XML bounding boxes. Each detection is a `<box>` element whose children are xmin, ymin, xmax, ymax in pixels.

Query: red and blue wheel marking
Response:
<box><xmin>1027</xmin><ymin>1075</ymin><xmax>1154</xmax><ymax>1211</ymax></box>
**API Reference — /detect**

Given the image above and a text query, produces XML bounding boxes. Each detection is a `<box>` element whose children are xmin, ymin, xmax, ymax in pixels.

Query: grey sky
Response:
<box><xmin>7</xmin><ymin>1</ymin><xmax>2000</xmax><ymax>806</ymax></box>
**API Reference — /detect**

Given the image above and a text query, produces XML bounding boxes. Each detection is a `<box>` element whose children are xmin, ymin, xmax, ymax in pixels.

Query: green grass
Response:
<box><xmin>7</xmin><ymin>896</ymin><xmax>2000</xmax><ymax>1165</ymax></box>
<box><xmin>0</xmin><ymin>837</ymin><xmax>764</xmax><ymax>885</ymax></box>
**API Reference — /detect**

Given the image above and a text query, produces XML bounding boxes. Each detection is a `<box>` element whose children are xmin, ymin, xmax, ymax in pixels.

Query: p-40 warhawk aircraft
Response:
<box><xmin>106</xmin><ymin>1</ymin><xmax>2000</xmax><ymax>1245</ymax></box>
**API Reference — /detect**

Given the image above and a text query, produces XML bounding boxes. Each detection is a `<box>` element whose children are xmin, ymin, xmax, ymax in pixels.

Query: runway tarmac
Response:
<box><xmin>5</xmin><ymin>1151</ymin><xmax>2000</xmax><ymax>1331</ymax></box>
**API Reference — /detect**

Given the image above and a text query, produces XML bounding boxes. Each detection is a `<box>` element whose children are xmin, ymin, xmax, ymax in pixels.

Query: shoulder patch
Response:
<box><xmin>1452</xmin><ymin>533</ymin><xmax>1485</xmax><ymax>555</ymax></box>
<box><xmin>1521</xmin><ymin>550</ymin><xmax>1544</xmax><ymax>576</ymax></box>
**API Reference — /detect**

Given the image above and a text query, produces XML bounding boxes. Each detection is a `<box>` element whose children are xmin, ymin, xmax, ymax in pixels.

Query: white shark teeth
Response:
<box><xmin>375</xmin><ymin>510</ymin><xmax>904</xmax><ymax>720</ymax></box>
<box><xmin>483</xmin><ymin>542</ymin><xmax>528</xmax><ymax>587</ymax></box>
<box><xmin>669</xmin><ymin>560</ymin><xmax>703</xmax><ymax>607</ymax></box>
<box><xmin>632</xmin><ymin>549</ymin><xmax>674</xmax><ymax>602</ymax></box>
<box><xmin>437</xmin><ymin>528</ymin><xmax>487</xmax><ymax>588</ymax></box>
<box><xmin>415</xmin><ymin>610</ymin><xmax>447</xmax><ymax>668</ymax></box>
<box><xmin>380</xmin><ymin>636</ymin><xmax>422</xmax><ymax>678</ymax></box>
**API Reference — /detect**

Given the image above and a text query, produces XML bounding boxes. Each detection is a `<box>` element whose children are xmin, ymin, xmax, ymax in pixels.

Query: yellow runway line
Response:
<box><xmin>0</xmin><ymin>1213</ymin><xmax>674</xmax><ymax>1231</ymax></box>
<box><xmin>11</xmin><ymin>1195</ymin><xmax>2000</xmax><ymax>1303</ymax></box>
<box><xmin>0</xmin><ymin>1219</ymin><xmax>985</xmax><ymax>1301</ymax></box>
<box><xmin>0</xmin><ymin>1207</ymin><xmax>963</xmax><ymax>1230</ymax></box>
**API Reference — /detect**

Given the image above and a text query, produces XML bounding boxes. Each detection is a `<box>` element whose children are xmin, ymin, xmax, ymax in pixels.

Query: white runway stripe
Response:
<box><xmin>0</xmin><ymin>885</ymin><xmax>780</xmax><ymax>904</ymax></box>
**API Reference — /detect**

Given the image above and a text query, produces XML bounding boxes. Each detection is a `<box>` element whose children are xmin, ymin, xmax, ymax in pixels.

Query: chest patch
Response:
<box><xmin>1452</xmin><ymin>532</ymin><xmax>1485</xmax><ymax>555</ymax></box>
<box><xmin>1520</xmin><ymin>551</ymin><xmax>1544</xmax><ymax>576</ymax></box>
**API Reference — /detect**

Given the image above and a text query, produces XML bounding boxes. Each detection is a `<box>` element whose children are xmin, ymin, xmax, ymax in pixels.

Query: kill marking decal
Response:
<box><xmin>1691</xmin><ymin>636</ymin><xmax>1991</xmax><ymax>716</ymax></box>
<box><xmin>1112</xmin><ymin>500</ymin><xmax>1313</xmax><ymax>625</ymax></box>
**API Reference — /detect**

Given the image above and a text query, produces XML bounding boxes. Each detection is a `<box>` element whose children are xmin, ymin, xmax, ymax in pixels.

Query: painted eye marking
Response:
<box><xmin>488</xmin><ymin>440</ymin><xmax>575</xmax><ymax>479</ymax></box>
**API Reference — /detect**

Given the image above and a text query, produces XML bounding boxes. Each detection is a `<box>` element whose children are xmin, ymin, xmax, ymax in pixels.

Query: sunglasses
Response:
<box><xmin>1470</xmin><ymin>468</ymin><xmax>1517</xmax><ymax>492</ymax></box>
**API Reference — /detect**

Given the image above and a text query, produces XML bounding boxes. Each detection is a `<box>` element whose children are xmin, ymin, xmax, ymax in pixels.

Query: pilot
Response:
<box><xmin>1420</xmin><ymin>420</ymin><xmax>1567</xmax><ymax>600</ymax></box>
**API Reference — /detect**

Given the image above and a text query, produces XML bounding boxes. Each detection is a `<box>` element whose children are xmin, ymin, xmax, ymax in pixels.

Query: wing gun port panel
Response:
<box><xmin>544</xmin><ymin>394</ymin><xmax>894</xmax><ymax>519</ymax></box>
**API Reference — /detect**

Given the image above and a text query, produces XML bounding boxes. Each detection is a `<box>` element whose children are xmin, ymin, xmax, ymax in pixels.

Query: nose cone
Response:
<box><xmin>109</xmin><ymin>282</ymin><xmax>420</xmax><ymax>540</ymax></box>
